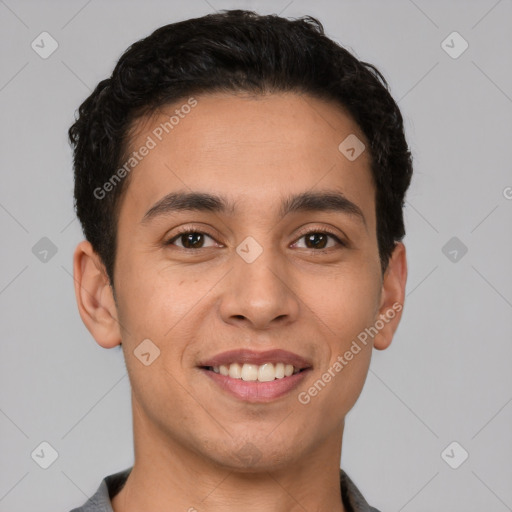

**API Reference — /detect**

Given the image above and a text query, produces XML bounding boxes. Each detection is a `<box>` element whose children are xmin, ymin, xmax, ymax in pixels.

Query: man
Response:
<box><xmin>68</xmin><ymin>9</ymin><xmax>411</xmax><ymax>512</ymax></box>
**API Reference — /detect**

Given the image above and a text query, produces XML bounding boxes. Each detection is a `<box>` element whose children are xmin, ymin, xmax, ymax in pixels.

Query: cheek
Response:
<box><xmin>320</xmin><ymin>264</ymin><xmax>380</xmax><ymax>409</ymax></box>
<box><xmin>114</xmin><ymin>260</ymin><xmax>214</xmax><ymax>380</ymax></box>
<box><xmin>115</xmin><ymin>252</ymin><xmax>190</xmax><ymax>336</ymax></box>
<box><xmin>115</xmin><ymin>269</ymin><xmax>195</xmax><ymax>416</ymax></box>
<box><xmin>305</xmin><ymin>278</ymin><xmax>377</xmax><ymax>418</ymax></box>
<box><xmin>308</xmin><ymin>262</ymin><xmax>381</xmax><ymax>340</ymax></box>
<box><xmin>326</xmin><ymin>344</ymin><xmax>373</xmax><ymax>419</ymax></box>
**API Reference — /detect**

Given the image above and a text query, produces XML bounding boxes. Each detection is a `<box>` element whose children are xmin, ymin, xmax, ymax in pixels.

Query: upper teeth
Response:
<box><xmin>211</xmin><ymin>362</ymin><xmax>300</xmax><ymax>381</ymax></box>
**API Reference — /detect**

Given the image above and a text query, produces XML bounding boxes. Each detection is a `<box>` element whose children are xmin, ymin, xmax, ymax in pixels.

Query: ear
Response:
<box><xmin>373</xmin><ymin>242</ymin><xmax>407</xmax><ymax>351</ymax></box>
<box><xmin>73</xmin><ymin>240</ymin><xmax>122</xmax><ymax>348</ymax></box>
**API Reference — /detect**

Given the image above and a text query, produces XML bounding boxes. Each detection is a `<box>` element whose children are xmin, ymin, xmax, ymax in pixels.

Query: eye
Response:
<box><xmin>165</xmin><ymin>227</ymin><xmax>346</xmax><ymax>251</ymax></box>
<box><xmin>165</xmin><ymin>228</ymin><xmax>220</xmax><ymax>249</ymax></box>
<box><xmin>292</xmin><ymin>229</ymin><xmax>346</xmax><ymax>250</ymax></box>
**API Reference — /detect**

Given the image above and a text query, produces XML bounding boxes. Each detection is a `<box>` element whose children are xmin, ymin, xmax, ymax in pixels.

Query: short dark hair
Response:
<box><xmin>68</xmin><ymin>9</ymin><xmax>413</xmax><ymax>286</ymax></box>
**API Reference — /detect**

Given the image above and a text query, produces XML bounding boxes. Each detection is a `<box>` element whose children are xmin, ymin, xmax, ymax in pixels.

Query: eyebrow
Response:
<box><xmin>142</xmin><ymin>189</ymin><xmax>367</xmax><ymax>228</ymax></box>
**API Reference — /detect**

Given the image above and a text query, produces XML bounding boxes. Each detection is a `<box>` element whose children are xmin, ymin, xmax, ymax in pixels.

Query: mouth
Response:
<box><xmin>201</xmin><ymin>362</ymin><xmax>307</xmax><ymax>381</ymax></box>
<box><xmin>197</xmin><ymin>349</ymin><xmax>313</xmax><ymax>402</ymax></box>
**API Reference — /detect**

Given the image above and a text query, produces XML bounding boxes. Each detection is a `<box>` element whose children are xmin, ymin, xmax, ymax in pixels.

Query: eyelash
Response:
<box><xmin>165</xmin><ymin>226</ymin><xmax>346</xmax><ymax>251</ymax></box>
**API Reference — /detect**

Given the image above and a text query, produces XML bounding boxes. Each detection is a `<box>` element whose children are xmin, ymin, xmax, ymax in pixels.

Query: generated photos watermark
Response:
<box><xmin>297</xmin><ymin>301</ymin><xmax>403</xmax><ymax>405</ymax></box>
<box><xmin>93</xmin><ymin>97</ymin><xmax>198</xmax><ymax>200</ymax></box>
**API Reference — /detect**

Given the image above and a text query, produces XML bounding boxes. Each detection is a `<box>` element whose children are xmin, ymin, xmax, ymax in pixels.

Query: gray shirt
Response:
<box><xmin>69</xmin><ymin>467</ymin><xmax>381</xmax><ymax>512</ymax></box>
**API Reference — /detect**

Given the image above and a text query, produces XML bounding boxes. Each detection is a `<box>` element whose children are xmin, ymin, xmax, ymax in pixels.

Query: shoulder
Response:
<box><xmin>339</xmin><ymin>468</ymin><xmax>383</xmax><ymax>512</ymax></box>
<box><xmin>68</xmin><ymin>467</ymin><xmax>132</xmax><ymax>512</ymax></box>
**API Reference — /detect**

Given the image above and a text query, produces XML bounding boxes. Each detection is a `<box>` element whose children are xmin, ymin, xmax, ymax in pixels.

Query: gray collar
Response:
<box><xmin>70</xmin><ymin>466</ymin><xmax>381</xmax><ymax>512</ymax></box>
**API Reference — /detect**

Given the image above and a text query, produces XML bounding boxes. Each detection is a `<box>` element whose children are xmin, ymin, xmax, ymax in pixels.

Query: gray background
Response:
<box><xmin>1</xmin><ymin>0</ymin><xmax>511</xmax><ymax>510</ymax></box>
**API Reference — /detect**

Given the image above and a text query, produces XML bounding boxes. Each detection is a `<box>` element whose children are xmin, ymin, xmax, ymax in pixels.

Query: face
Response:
<box><xmin>77</xmin><ymin>92</ymin><xmax>406</xmax><ymax>472</ymax></box>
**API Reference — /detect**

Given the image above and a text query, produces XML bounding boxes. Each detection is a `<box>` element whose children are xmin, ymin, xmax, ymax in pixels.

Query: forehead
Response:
<box><xmin>119</xmin><ymin>92</ymin><xmax>375</xmax><ymax>225</ymax></box>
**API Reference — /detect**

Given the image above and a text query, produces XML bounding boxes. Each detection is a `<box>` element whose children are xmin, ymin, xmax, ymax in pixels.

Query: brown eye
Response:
<box><xmin>304</xmin><ymin>232</ymin><xmax>329</xmax><ymax>249</ymax></box>
<box><xmin>166</xmin><ymin>230</ymin><xmax>218</xmax><ymax>249</ymax></box>
<box><xmin>292</xmin><ymin>230</ymin><xmax>345</xmax><ymax>250</ymax></box>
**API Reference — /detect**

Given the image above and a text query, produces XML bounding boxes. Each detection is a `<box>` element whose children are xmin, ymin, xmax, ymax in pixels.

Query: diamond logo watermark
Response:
<box><xmin>236</xmin><ymin>236</ymin><xmax>263</xmax><ymax>263</ymax></box>
<box><xmin>442</xmin><ymin>236</ymin><xmax>468</xmax><ymax>263</ymax></box>
<box><xmin>441</xmin><ymin>31</ymin><xmax>468</xmax><ymax>59</ymax></box>
<box><xmin>441</xmin><ymin>441</ymin><xmax>469</xmax><ymax>469</ymax></box>
<box><xmin>31</xmin><ymin>441</ymin><xmax>59</xmax><ymax>469</ymax></box>
<box><xmin>32</xmin><ymin>237</ymin><xmax>58</xmax><ymax>263</ymax></box>
<box><xmin>338</xmin><ymin>134</ymin><xmax>365</xmax><ymax>161</ymax></box>
<box><xmin>134</xmin><ymin>338</ymin><xmax>161</xmax><ymax>366</ymax></box>
<box><xmin>235</xmin><ymin>442</ymin><xmax>262</xmax><ymax>465</ymax></box>
<box><xmin>31</xmin><ymin>32</ymin><xmax>59</xmax><ymax>59</ymax></box>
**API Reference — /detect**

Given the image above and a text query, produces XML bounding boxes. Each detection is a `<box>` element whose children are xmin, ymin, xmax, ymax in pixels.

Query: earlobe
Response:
<box><xmin>73</xmin><ymin>240</ymin><xmax>122</xmax><ymax>348</ymax></box>
<box><xmin>373</xmin><ymin>242</ymin><xmax>407</xmax><ymax>351</ymax></box>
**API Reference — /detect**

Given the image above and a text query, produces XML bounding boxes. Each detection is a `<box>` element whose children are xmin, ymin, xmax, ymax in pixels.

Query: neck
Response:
<box><xmin>112</xmin><ymin>397</ymin><xmax>347</xmax><ymax>512</ymax></box>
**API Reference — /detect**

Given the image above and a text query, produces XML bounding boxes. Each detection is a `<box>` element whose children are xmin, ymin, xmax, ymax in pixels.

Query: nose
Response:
<box><xmin>218</xmin><ymin>242</ymin><xmax>300</xmax><ymax>331</ymax></box>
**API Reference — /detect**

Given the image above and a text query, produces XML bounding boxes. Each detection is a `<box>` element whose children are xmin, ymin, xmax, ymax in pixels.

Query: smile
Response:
<box><xmin>198</xmin><ymin>348</ymin><xmax>313</xmax><ymax>402</ymax></box>
<box><xmin>206</xmin><ymin>362</ymin><xmax>302</xmax><ymax>382</ymax></box>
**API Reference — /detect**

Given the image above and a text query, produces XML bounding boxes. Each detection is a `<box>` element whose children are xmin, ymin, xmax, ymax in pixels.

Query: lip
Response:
<box><xmin>201</xmin><ymin>366</ymin><xmax>312</xmax><ymax>403</ymax></box>
<box><xmin>198</xmin><ymin>348</ymin><xmax>313</xmax><ymax>369</ymax></box>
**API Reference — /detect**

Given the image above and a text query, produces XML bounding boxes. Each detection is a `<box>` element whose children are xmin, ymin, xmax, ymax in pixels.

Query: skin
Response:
<box><xmin>73</xmin><ymin>92</ymin><xmax>407</xmax><ymax>512</ymax></box>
